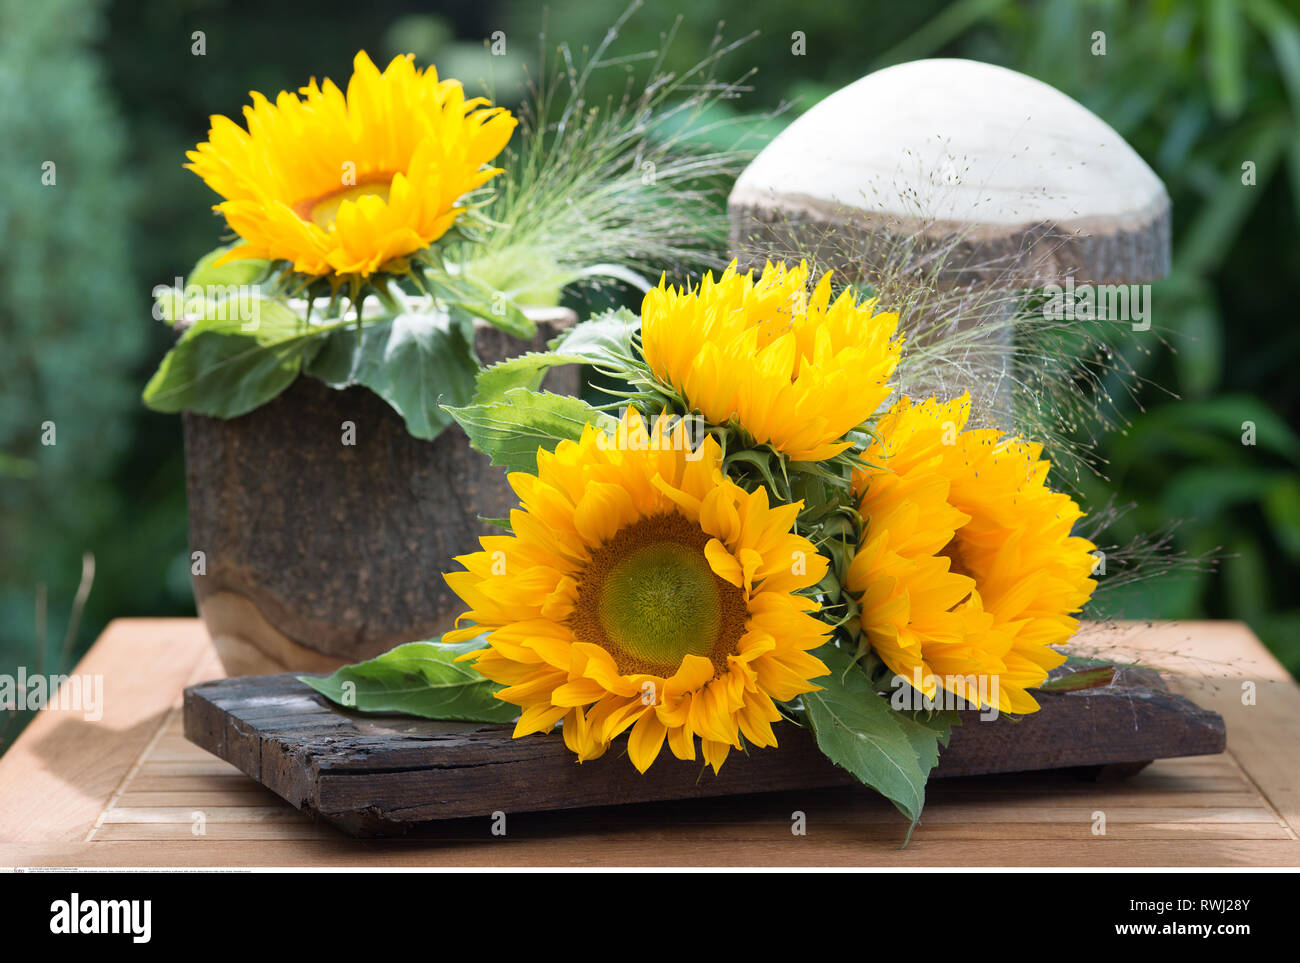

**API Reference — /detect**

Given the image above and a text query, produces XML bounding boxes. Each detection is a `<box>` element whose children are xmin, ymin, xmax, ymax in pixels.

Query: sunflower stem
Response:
<box><xmin>351</xmin><ymin>278</ymin><xmax>363</xmax><ymax>346</ymax></box>
<box><xmin>375</xmin><ymin>279</ymin><xmax>404</xmax><ymax>317</ymax></box>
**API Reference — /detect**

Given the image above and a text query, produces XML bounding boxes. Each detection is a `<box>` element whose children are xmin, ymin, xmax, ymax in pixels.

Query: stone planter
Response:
<box><xmin>183</xmin><ymin>307</ymin><xmax>578</xmax><ymax>676</ymax></box>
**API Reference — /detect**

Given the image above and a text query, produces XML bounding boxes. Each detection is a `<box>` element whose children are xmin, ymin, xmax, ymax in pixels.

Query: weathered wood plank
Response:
<box><xmin>184</xmin><ymin>663</ymin><xmax>1226</xmax><ymax>837</ymax></box>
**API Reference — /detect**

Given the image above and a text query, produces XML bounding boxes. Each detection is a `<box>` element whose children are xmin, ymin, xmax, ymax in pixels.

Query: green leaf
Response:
<box><xmin>803</xmin><ymin>645</ymin><xmax>935</xmax><ymax>832</ymax></box>
<box><xmin>152</xmin><ymin>286</ymin><xmax>187</xmax><ymax>324</ymax></box>
<box><xmin>472</xmin><ymin>352</ymin><xmax>585</xmax><ymax>406</ymax></box>
<box><xmin>572</xmin><ymin>263</ymin><xmax>653</xmax><ymax>292</ymax></box>
<box><xmin>307</xmin><ymin>310</ymin><xmax>479</xmax><ymax>440</ymax></box>
<box><xmin>444</xmin><ymin>388</ymin><xmax>613</xmax><ymax>474</ymax></box>
<box><xmin>1246</xmin><ymin>0</ymin><xmax>1300</xmax><ymax>228</ymax></box>
<box><xmin>1061</xmin><ymin>655</ymin><xmax>1119</xmax><ymax>669</ymax></box>
<box><xmin>1176</xmin><ymin>119</ymin><xmax>1287</xmax><ymax>275</ymax></box>
<box><xmin>1169</xmin><ymin>296</ymin><xmax>1223</xmax><ymax>397</ymax></box>
<box><xmin>461</xmin><ymin>247</ymin><xmax>568</xmax><ymax>307</ymax></box>
<box><xmin>1208</xmin><ymin>0</ymin><xmax>1246</xmax><ymax>118</ymax></box>
<box><xmin>547</xmin><ymin>307</ymin><xmax>639</xmax><ymax>364</ymax></box>
<box><xmin>471</xmin><ymin>307</ymin><xmax>641</xmax><ymax>405</ymax></box>
<box><xmin>1225</xmin><ymin>535</ymin><xmax>1269</xmax><ymax>619</ymax></box>
<box><xmin>142</xmin><ymin>295</ymin><xmax>339</xmax><ymax>417</ymax></box>
<box><xmin>185</xmin><ymin>243</ymin><xmax>273</xmax><ymax>289</ymax></box>
<box><xmin>1038</xmin><ymin>665</ymin><xmax>1118</xmax><ymax>692</ymax></box>
<box><xmin>0</xmin><ymin>452</ymin><xmax>35</xmax><ymax>479</ymax></box>
<box><xmin>426</xmin><ymin>271</ymin><xmax>536</xmax><ymax>339</ymax></box>
<box><xmin>873</xmin><ymin>0</ymin><xmax>1004</xmax><ymax>68</ymax></box>
<box><xmin>725</xmin><ymin>448</ymin><xmax>789</xmax><ymax>501</ymax></box>
<box><xmin>1246</xmin><ymin>0</ymin><xmax>1300</xmax><ymax>109</ymax></box>
<box><xmin>1113</xmin><ymin>395</ymin><xmax>1300</xmax><ymax>467</ymax></box>
<box><xmin>299</xmin><ymin>638</ymin><xmax>518</xmax><ymax>723</ymax></box>
<box><xmin>1163</xmin><ymin>467</ymin><xmax>1288</xmax><ymax>524</ymax></box>
<box><xmin>891</xmin><ymin>707</ymin><xmax>959</xmax><ymax>775</ymax></box>
<box><xmin>1263</xmin><ymin>474</ymin><xmax>1300</xmax><ymax>559</ymax></box>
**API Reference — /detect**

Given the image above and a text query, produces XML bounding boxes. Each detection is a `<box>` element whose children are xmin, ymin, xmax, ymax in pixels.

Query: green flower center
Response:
<box><xmin>571</xmin><ymin>513</ymin><xmax>748</xmax><ymax>678</ymax></box>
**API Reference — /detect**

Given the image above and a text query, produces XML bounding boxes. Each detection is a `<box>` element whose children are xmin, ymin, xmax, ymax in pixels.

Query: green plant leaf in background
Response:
<box><xmin>1208</xmin><ymin>0</ymin><xmax>1247</xmax><ymax>119</ymax></box>
<box><xmin>298</xmin><ymin>638</ymin><xmax>518</xmax><ymax>723</ymax></box>
<box><xmin>0</xmin><ymin>452</ymin><xmax>35</xmax><ymax>479</ymax></box>
<box><xmin>803</xmin><ymin>645</ymin><xmax>947</xmax><ymax>833</ymax></box>
<box><xmin>306</xmin><ymin>310</ymin><xmax>480</xmax><ymax>440</ymax></box>
<box><xmin>444</xmin><ymin>388</ymin><xmax>614</xmax><ymax>474</ymax></box>
<box><xmin>141</xmin><ymin>296</ymin><xmax>344</xmax><ymax>417</ymax></box>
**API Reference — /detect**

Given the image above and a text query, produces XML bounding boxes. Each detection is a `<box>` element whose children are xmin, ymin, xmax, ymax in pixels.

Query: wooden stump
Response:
<box><xmin>183</xmin><ymin>308</ymin><xmax>579</xmax><ymax>675</ymax></box>
<box><xmin>184</xmin><ymin>664</ymin><xmax>1226</xmax><ymax>837</ymax></box>
<box><xmin>727</xmin><ymin>59</ymin><xmax>1171</xmax><ymax>423</ymax></box>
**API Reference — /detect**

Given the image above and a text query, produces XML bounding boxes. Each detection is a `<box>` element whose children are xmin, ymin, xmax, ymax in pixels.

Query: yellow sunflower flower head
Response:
<box><xmin>847</xmin><ymin>395</ymin><xmax>1097</xmax><ymax>715</ymax></box>
<box><xmin>443</xmin><ymin>408</ymin><xmax>832</xmax><ymax>773</ymax></box>
<box><xmin>185</xmin><ymin>50</ymin><xmax>516</xmax><ymax>279</ymax></box>
<box><xmin>639</xmin><ymin>260</ymin><xmax>902</xmax><ymax>462</ymax></box>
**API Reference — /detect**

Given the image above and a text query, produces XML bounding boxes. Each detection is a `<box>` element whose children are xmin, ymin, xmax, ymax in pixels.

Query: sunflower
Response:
<box><xmin>846</xmin><ymin>395</ymin><xmax>1097</xmax><ymax>714</ymax></box>
<box><xmin>443</xmin><ymin>409</ymin><xmax>831</xmax><ymax>772</ymax></box>
<box><xmin>639</xmin><ymin>260</ymin><xmax>902</xmax><ymax>462</ymax></box>
<box><xmin>185</xmin><ymin>50</ymin><xmax>516</xmax><ymax>279</ymax></box>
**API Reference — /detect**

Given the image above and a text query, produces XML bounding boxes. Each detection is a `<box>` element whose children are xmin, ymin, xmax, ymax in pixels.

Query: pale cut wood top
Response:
<box><xmin>0</xmin><ymin>618</ymin><xmax>1296</xmax><ymax>867</ymax></box>
<box><xmin>728</xmin><ymin>59</ymin><xmax>1172</xmax><ymax>283</ymax></box>
<box><xmin>733</xmin><ymin>60</ymin><xmax>1167</xmax><ymax>224</ymax></box>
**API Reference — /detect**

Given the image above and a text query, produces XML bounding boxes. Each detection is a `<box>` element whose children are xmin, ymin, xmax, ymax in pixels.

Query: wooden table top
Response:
<box><xmin>0</xmin><ymin>618</ymin><xmax>1297</xmax><ymax>867</ymax></box>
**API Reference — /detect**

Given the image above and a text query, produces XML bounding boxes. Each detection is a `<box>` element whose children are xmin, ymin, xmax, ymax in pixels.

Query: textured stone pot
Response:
<box><xmin>183</xmin><ymin>307</ymin><xmax>578</xmax><ymax>676</ymax></box>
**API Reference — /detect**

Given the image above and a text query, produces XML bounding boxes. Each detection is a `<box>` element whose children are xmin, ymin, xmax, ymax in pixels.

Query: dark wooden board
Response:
<box><xmin>184</xmin><ymin>667</ymin><xmax>1225</xmax><ymax>837</ymax></box>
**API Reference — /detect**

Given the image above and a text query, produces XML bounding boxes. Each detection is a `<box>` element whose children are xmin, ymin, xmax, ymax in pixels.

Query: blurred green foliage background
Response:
<box><xmin>3</xmin><ymin>0</ymin><xmax>1297</xmax><ymax>751</ymax></box>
